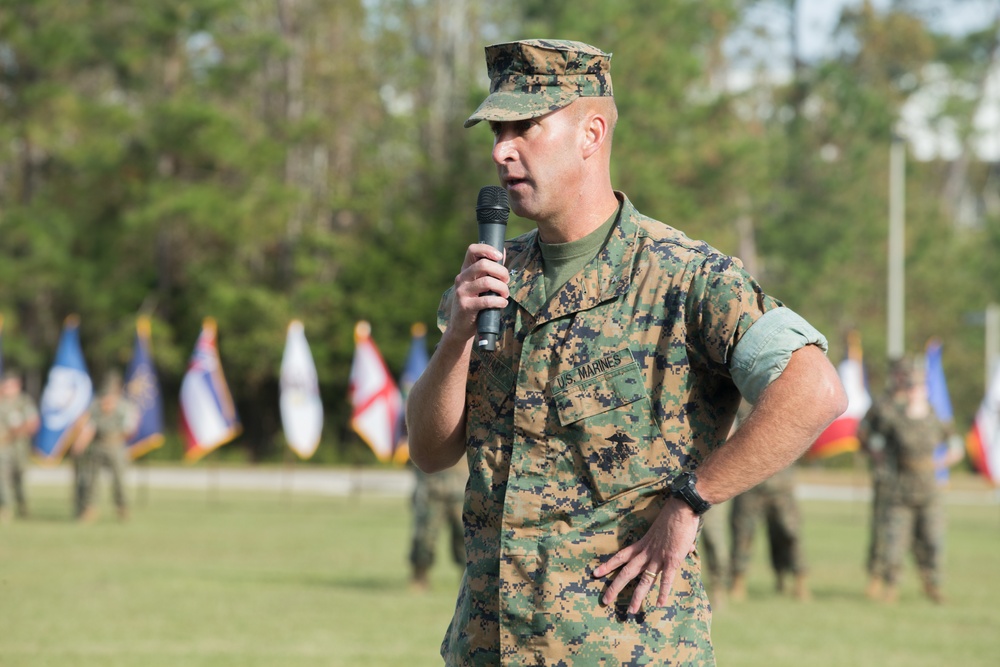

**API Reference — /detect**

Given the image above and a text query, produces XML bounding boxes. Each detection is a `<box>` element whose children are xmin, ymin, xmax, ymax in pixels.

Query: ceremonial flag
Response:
<box><xmin>125</xmin><ymin>316</ymin><xmax>165</xmax><ymax>460</ymax></box>
<box><xmin>280</xmin><ymin>319</ymin><xmax>323</xmax><ymax>460</ymax></box>
<box><xmin>180</xmin><ymin>318</ymin><xmax>241</xmax><ymax>462</ymax></box>
<box><xmin>925</xmin><ymin>339</ymin><xmax>956</xmax><ymax>484</ymax></box>
<box><xmin>806</xmin><ymin>331</ymin><xmax>872</xmax><ymax>459</ymax></box>
<box><xmin>967</xmin><ymin>359</ymin><xmax>1000</xmax><ymax>484</ymax></box>
<box><xmin>35</xmin><ymin>315</ymin><xmax>93</xmax><ymax>463</ymax></box>
<box><xmin>394</xmin><ymin>323</ymin><xmax>430</xmax><ymax>462</ymax></box>
<box><xmin>348</xmin><ymin>321</ymin><xmax>402</xmax><ymax>463</ymax></box>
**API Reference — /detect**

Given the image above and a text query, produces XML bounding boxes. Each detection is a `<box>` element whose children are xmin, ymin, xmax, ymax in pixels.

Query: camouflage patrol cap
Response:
<box><xmin>464</xmin><ymin>39</ymin><xmax>613</xmax><ymax>129</ymax></box>
<box><xmin>889</xmin><ymin>355</ymin><xmax>925</xmax><ymax>390</ymax></box>
<box><xmin>101</xmin><ymin>369</ymin><xmax>124</xmax><ymax>396</ymax></box>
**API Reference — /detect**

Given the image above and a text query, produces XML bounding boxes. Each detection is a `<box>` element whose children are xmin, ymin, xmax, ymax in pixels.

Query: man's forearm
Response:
<box><xmin>406</xmin><ymin>333</ymin><xmax>475</xmax><ymax>473</ymax></box>
<box><xmin>695</xmin><ymin>344</ymin><xmax>847</xmax><ymax>504</ymax></box>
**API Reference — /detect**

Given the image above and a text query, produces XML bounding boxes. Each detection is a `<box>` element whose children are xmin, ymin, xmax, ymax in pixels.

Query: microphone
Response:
<box><xmin>475</xmin><ymin>185</ymin><xmax>509</xmax><ymax>352</ymax></box>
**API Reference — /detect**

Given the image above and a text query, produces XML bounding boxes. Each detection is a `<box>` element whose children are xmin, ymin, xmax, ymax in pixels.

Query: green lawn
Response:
<box><xmin>1</xmin><ymin>481</ymin><xmax>997</xmax><ymax>666</ymax></box>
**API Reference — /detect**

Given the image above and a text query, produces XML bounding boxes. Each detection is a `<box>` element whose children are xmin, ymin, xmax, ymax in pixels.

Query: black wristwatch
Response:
<box><xmin>669</xmin><ymin>471</ymin><xmax>712</xmax><ymax>515</ymax></box>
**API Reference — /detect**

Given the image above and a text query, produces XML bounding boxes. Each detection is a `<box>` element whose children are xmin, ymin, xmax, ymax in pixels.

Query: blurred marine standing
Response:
<box><xmin>0</xmin><ymin>370</ymin><xmax>40</xmax><ymax>522</ymax></box>
<box><xmin>859</xmin><ymin>357</ymin><xmax>951</xmax><ymax>604</ymax></box>
<box><xmin>409</xmin><ymin>463</ymin><xmax>468</xmax><ymax>590</ymax></box>
<box><xmin>72</xmin><ymin>371</ymin><xmax>139</xmax><ymax>522</ymax></box>
<box><xmin>728</xmin><ymin>400</ymin><xmax>809</xmax><ymax>601</ymax></box>
<box><xmin>729</xmin><ymin>466</ymin><xmax>809</xmax><ymax>601</ymax></box>
<box><xmin>857</xmin><ymin>359</ymin><xmax>909</xmax><ymax>600</ymax></box>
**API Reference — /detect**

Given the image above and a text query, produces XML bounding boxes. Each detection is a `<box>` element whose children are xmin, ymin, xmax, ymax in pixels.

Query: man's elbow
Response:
<box><xmin>405</xmin><ymin>422</ymin><xmax>463</xmax><ymax>474</ymax></box>
<box><xmin>408</xmin><ymin>443</ymin><xmax>458</xmax><ymax>474</ymax></box>
<box><xmin>818</xmin><ymin>367</ymin><xmax>849</xmax><ymax>426</ymax></box>
<box><xmin>408</xmin><ymin>437</ymin><xmax>441</xmax><ymax>474</ymax></box>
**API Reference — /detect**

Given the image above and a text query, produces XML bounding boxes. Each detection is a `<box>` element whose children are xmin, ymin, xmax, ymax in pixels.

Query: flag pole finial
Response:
<box><xmin>137</xmin><ymin>315</ymin><xmax>152</xmax><ymax>340</ymax></box>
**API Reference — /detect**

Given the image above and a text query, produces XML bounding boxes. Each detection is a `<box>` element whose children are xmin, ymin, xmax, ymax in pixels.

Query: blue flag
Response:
<box><xmin>36</xmin><ymin>316</ymin><xmax>93</xmax><ymax>463</ymax></box>
<box><xmin>394</xmin><ymin>323</ymin><xmax>430</xmax><ymax>459</ymax></box>
<box><xmin>125</xmin><ymin>316</ymin><xmax>165</xmax><ymax>460</ymax></box>
<box><xmin>400</xmin><ymin>323</ymin><xmax>430</xmax><ymax>397</ymax></box>
<box><xmin>925</xmin><ymin>339</ymin><xmax>954</xmax><ymax>484</ymax></box>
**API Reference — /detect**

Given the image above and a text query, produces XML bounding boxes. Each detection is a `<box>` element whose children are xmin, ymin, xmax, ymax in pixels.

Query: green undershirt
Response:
<box><xmin>538</xmin><ymin>205</ymin><xmax>621</xmax><ymax>299</ymax></box>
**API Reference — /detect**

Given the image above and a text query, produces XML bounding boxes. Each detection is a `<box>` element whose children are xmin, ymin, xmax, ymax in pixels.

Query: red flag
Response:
<box><xmin>967</xmin><ymin>361</ymin><xmax>1000</xmax><ymax>484</ymax></box>
<box><xmin>348</xmin><ymin>321</ymin><xmax>402</xmax><ymax>462</ymax></box>
<box><xmin>806</xmin><ymin>331</ymin><xmax>871</xmax><ymax>459</ymax></box>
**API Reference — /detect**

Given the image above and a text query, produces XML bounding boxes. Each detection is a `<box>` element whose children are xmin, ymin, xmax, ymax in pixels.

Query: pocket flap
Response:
<box><xmin>551</xmin><ymin>350</ymin><xmax>645</xmax><ymax>426</ymax></box>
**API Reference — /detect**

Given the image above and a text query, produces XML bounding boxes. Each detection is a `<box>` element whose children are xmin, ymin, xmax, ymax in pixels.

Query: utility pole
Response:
<box><xmin>887</xmin><ymin>135</ymin><xmax>906</xmax><ymax>359</ymax></box>
<box><xmin>987</xmin><ymin>303</ymin><xmax>1000</xmax><ymax>389</ymax></box>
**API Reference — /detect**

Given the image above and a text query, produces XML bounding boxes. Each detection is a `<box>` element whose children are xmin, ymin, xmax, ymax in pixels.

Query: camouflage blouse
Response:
<box><xmin>437</xmin><ymin>193</ymin><xmax>784</xmax><ymax>666</ymax></box>
<box><xmin>86</xmin><ymin>399</ymin><xmax>139</xmax><ymax>451</ymax></box>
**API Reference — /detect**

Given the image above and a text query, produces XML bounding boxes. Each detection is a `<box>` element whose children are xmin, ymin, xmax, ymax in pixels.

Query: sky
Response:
<box><xmin>728</xmin><ymin>0</ymin><xmax>1000</xmax><ymax>160</ymax></box>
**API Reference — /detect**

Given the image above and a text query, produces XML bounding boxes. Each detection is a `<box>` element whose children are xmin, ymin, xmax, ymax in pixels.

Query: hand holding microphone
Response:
<box><xmin>475</xmin><ymin>185</ymin><xmax>509</xmax><ymax>352</ymax></box>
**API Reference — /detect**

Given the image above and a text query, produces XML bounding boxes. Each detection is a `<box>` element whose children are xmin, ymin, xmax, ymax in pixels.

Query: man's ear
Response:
<box><xmin>581</xmin><ymin>110</ymin><xmax>609</xmax><ymax>159</ymax></box>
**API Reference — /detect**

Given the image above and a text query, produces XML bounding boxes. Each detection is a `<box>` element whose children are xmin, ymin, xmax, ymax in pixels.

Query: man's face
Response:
<box><xmin>489</xmin><ymin>105</ymin><xmax>584</xmax><ymax>223</ymax></box>
<box><xmin>907</xmin><ymin>375</ymin><xmax>928</xmax><ymax>405</ymax></box>
<box><xmin>0</xmin><ymin>379</ymin><xmax>18</xmax><ymax>397</ymax></box>
<box><xmin>100</xmin><ymin>392</ymin><xmax>120</xmax><ymax>413</ymax></box>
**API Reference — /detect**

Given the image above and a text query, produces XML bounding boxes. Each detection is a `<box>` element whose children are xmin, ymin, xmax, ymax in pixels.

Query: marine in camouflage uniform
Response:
<box><xmin>862</xmin><ymin>360</ymin><xmax>950</xmax><ymax>604</ymax></box>
<box><xmin>727</xmin><ymin>399</ymin><xmax>809</xmax><ymax>602</ymax></box>
<box><xmin>409</xmin><ymin>461</ymin><xmax>469</xmax><ymax>589</ymax></box>
<box><xmin>0</xmin><ymin>370</ymin><xmax>40</xmax><ymax>521</ymax></box>
<box><xmin>405</xmin><ymin>39</ymin><xmax>845</xmax><ymax>666</ymax></box>
<box><xmin>73</xmin><ymin>371</ymin><xmax>139</xmax><ymax>522</ymax></box>
<box><xmin>697</xmin><ymin>500</ymin><xmax>730</xmax><ymax>608</ymax></box>
<box><xmin>856</xmin><ymin>360</ymin><xmax>909</xmax><ymax>600</ymax></box>
<box><xmin>728</xmin><ymin>467</ymin><xmax>808</xmax><ymax>601</ymax></box>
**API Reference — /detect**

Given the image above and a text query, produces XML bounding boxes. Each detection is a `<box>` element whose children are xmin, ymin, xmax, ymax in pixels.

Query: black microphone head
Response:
<box><xmin>476</xmin><ymin>185</ymin><xmax>509</xmax><ymax>224</ymax></box>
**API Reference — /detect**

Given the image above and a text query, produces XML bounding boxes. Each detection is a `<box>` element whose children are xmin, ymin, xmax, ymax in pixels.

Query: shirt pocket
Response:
<box><xmin>551</xmin><ymin>350</ymin><xmax>666</xmax><ymax>504</ymax></box>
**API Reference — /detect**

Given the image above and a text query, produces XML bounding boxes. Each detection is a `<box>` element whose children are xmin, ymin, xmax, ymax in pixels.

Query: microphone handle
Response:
<box><xmin>476</xmin><ymin>220</ymin><xmax>507</xmax><ymax>351</ymax></box>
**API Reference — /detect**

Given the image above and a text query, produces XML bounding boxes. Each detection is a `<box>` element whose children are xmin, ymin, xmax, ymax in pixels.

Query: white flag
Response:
<box><xmin>280</xmin><ymin>320</ymin><xmax>324</xmax><ymax>459</ymax></box>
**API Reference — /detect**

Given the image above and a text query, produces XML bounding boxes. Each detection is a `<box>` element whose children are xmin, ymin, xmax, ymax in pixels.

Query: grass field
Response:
<box><xmin>1</xmin><ymin>476</ymin><xmax>998</xmax><ymax>666</ymax></box>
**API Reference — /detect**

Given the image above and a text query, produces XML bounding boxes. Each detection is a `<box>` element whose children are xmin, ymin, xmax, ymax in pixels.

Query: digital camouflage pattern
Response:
<box><xmin>698</xmin><ymin>501</ymin><xmax>729</xmax><ymax>590</ymax></box>
<box><xmin>729</xmin><ymin>466</ymin><xmax>805</xmax><ymax>579</ymax></box>
<box><xmin>728</xmin><ymin>401</ymin><xmax>806</xmax><ymax>580</ymax></box>
<box><xmin>436</xmin><ymin>193</ymin><xmax>784</xmax><ymax>666</ymax></box>
<box><xmin>864</xmin><ymin>399</ymin><xmax>950</xmax><ymax>587</ymax></box>
<box><xmin>857</xmin><ymin>393</ymin><xmax>904</xmax><ymax>576</ymax></box>
<box><xmin>464</xmin><ymin>39</ymin><xmax>613</xmax><ymax>128</ymax></box>
<box><xmin>0</xmin><ymin>392</ymin><xmax>38</xmax><ymax>513</ymax></box>
<box><xmin>80</xmin><ymin>397</ymin><xmax>139</xmax><ymax>512</ymax></box>
<box><xmin>410</xmin><ymin>462</ymin><xmax>468</xmax><ymax>572</ymax></box>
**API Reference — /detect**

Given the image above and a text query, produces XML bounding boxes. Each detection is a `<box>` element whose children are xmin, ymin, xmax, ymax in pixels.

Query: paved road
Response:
<box><xmin>27</xmin><ymin>464</ymin><xmax>413</xmax><ymax>497</ymax></box>
<box><xmin>24</xmin><ymin>464</ymin><xmax>999</xmax><ymax>505</ymax></box>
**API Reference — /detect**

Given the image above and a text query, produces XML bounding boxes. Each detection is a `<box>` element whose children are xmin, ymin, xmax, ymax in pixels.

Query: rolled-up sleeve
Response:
<box><xmin>729</xmin><ymin>307</ymin><xmax>829</xmax><ymax>404</ymax></box>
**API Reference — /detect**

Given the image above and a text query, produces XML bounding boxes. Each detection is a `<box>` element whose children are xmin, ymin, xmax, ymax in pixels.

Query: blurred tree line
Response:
<box><xmin>1</xmin><ymin>0</ymin><xmax>997</xmax><ymax>464</ymax></box>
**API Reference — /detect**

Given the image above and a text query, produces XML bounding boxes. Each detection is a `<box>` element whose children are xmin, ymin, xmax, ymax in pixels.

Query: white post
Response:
<box><xmin>987</xmin><ymin>303</ymin><xmax>1000</xmax><ymax>388</ymax></box>
<box><xmin>887</xmin><ymin>136</ymin><xmax>906</xmax><ymax>359</ymax></box>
